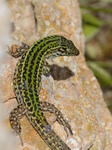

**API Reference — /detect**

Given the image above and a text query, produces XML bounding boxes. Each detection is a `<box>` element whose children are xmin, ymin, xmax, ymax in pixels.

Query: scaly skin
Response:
<box><xmin>9</xmin><ymin>35</ymin><xmax>79</xmax><ymax>150</ymax></box>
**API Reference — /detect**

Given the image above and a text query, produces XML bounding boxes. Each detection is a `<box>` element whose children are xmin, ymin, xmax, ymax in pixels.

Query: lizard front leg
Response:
<box><xmin>7</xmin><ymin>42</ymin><xmax>29</xmax><ymax>58</ymax></box>
<box><xmin>40</xmin><ymin>101</ymin><xmax>73</xmax><ymax>136</ymax></box>
<box><xmin>4</xmin><ymin>43</ymin><xmax>29</xmax><ymax>103</ymax></box>
<box><xmin>43</xmin><ymin>61</ymin><xmax>51</xmax><ymax>77</ymax></box>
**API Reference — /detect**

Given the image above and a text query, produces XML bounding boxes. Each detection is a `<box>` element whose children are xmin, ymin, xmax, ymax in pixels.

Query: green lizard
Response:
<box><xmin>8</xmin><ymin>35</ymin><xmax>79</xmax><ymax>150</ymax></box>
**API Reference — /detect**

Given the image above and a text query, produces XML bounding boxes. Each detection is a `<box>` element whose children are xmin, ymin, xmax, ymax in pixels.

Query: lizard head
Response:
<box><xmin>44</xmin><ymin>35</ymin><xmax>80</xmax><ymax>59</ymax></box>
<box><xmin>60</xmin><ymin>36</ymin><xmax>80</xmax><ymax>56</ymax></box>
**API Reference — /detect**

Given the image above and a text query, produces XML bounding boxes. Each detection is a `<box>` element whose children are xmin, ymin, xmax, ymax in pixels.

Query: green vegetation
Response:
<box><xmin>79</xmin><ymin>0</ymin><xmax>112</xmax><ymax>112</ymax></box>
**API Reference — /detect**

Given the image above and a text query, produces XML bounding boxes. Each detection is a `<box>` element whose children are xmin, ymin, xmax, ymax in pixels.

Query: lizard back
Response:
<box><xmin>13</xmin><ymin>35</ymin><xmax>79</xmax><ymax>150</ymax></box>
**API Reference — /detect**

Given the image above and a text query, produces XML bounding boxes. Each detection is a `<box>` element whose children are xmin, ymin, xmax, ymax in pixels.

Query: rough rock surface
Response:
<box><xmin>0</xmin><ymin>0</ymin><xmax>112</xmax><ymax>150</ymax></box>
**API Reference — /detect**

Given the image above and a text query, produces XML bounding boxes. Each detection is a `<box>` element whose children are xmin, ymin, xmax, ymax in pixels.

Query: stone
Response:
<box><xmin>0</xmin><ymin>0</ymin><xmax>112</xmax><ymax>150</ymax></box>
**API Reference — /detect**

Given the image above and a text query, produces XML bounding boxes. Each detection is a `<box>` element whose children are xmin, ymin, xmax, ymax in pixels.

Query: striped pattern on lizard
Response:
<box><xmin>8</xmin><ymin>35</ymin><xmax>79</xmax><ymax>150</ymax></box>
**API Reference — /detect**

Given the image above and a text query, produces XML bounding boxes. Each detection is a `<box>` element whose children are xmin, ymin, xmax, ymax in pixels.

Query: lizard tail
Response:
<box><xmin>26</xmin><ymin>112</ymin><xmax>71</xmax><ymax>150</ymax></box>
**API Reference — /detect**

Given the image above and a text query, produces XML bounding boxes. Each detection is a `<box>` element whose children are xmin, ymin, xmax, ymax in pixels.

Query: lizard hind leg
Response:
<box><xmin>40</xmin><ymin>101</ymin><xmax>73</xmax><ymax>136</ymax></box>
<box><xmin>9</xmin><ymin>103</ymin><xmax>26</xmax><ymax>145</ymax></box>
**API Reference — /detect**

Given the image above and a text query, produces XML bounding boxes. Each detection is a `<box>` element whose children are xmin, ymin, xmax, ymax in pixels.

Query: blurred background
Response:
<box><xmin>79</xmin><ymin>0</ymin><xmax>112</xmax><ymax>113</ymax></box>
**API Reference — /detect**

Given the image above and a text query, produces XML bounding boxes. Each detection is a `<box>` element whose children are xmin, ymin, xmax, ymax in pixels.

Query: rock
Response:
<box><xmin>0</xmin><ymin>0</ymin><xmax>112</xmax><ymax>150</ymax></box>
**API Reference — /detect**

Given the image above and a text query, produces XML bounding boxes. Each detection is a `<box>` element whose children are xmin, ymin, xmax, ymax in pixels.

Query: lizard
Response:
<box><xmin>8</xmin><ymin>35</ymin><xmax>79</xmax><ymax>150</ymax></box>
